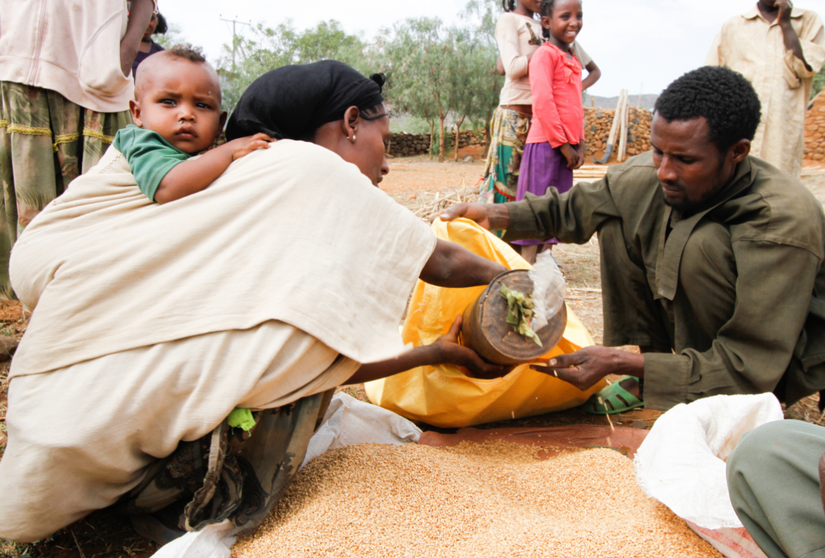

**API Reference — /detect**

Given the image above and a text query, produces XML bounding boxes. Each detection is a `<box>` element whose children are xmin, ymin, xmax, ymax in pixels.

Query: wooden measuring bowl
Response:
<box><xmin>461</xmin><ymin>269</ymin><xmax>567</xmax><ymax>365</ymax></box>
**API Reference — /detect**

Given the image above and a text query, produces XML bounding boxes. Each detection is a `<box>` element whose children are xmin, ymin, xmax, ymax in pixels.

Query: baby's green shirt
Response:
<box><xmin>113</xmin><ymin>124</ymin><xmax>190</xmax><ymax>202</ymax></box>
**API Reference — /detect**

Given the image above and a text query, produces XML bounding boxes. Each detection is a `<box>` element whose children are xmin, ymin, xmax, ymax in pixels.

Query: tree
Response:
<box><xmin>445</xmin><ymin>24</ymin><xmax>502</xmax><ymax>160</ymax></box>
<box><xmin>293</xmin><ymin>21</ymin><xmax>368</xmax><ymax>73</ymax></box>
<box><xmin>461</xmin><ymin>0</ymin><xmax>505</xmax><ymax>148</ymax></box>
<box><xmin>216</xmin><ymin>20</ymin><xmax>370</xmax><ymax>113</ymax></box>
<box><xmin>384</xmin><ymin>18</ymin><xmax>454</xmax><ymax>161</ymax></box>
<box><xmin>217</xmin><ymin>22</ymin><xmax>299</xmax><ymax>112</ymax></box>
<box><xmin>154</xmin><ymin>22</ymin><xmax>187</xmax><ymax>50</ymax></box>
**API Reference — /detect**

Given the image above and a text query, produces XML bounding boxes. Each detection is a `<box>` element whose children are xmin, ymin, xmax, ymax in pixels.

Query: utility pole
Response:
<box><xmin>219</xmin><ymin>15</ymin><xmax>250</xmax><ymax>73</ymax></box>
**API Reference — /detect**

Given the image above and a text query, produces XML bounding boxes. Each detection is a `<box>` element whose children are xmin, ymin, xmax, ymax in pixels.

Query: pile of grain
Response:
<box><xmin>232</xmin><ymin>442</ymin><xmax>721</xmax><ymax>558</ymax></box>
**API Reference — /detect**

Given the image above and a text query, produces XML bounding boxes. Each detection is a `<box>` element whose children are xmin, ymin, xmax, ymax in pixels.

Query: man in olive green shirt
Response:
<box><xmin>443</xmin><ymin>66</ymin><xmax>825</xmax><ymax>412</ymax></box>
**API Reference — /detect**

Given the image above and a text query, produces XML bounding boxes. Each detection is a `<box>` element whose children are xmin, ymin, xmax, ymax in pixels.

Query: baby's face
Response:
<box><xmin>132</xmin><ymin>58</ymin><xmax>224</xmax><ymax>154</ymax></box>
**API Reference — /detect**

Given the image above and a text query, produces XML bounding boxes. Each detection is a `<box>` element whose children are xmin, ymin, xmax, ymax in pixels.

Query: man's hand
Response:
<box><xmin>560</xmin><ymin>143</ymin><xmax>580</xmax><ymax>170</ymax></box>
<box><xmin>227</xmin><ymin>133</ymin><xmax>274</xmax><ymax>161</ymax></box>
<box><xmin>774</xmin><ymin>0</ymin><xmax>812</xmax><ymax>70</ymax></box>
<box><xmin>777</xmin><ymin>0</ymin><xmax>794</xmax><ymax>25</ymax></box>
<box><xmin>433</xmin><ymin>317</ymin><xmax>507</xmax><ymax>378</ymax></box>
<box><xmin>438</xmin><ymin>202</ymin><xmax>509</xmax><ymax>231</ymax></box>
<box><xmin>531</xmin><ymin>346</ymin><xmax>644</xmax><ymax>390</ymax></box>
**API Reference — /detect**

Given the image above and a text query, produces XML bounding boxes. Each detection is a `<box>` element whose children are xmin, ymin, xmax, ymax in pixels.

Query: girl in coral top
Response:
<box><xmin>513</xmin><ymin>0</ymin><xmax>585</xmax><ymax>263</ymax></box>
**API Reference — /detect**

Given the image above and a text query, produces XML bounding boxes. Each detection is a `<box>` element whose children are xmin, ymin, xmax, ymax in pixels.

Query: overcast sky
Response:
<box><xmin>161</xmin><ymin>0</ymin><xmax>825</xmax><ymax>98</ymax></box>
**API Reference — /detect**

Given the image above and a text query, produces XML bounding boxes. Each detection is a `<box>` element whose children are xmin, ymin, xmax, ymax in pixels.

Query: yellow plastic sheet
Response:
<box><xmin>365</xmin><ymin>218</ymin><xmax>607</xmax><ymax>428</ymax></box>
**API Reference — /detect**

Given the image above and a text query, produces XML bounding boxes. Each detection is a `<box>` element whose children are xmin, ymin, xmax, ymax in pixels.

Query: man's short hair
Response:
<box><xmin>166</xmin><ymin>44</ymin><xmax>206</xmax><ymax>63</ymax></box>
<box><xmin>654</xmin><ymin>66</ymin><xmax>761</xmax><ymax>152</ymax></box>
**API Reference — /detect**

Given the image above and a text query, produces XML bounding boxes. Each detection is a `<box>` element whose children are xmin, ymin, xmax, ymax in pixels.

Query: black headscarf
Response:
<box><xmin>226</xmin><ymin>60</ymin><xmax>386</xmax><ymax>141</ymax></box>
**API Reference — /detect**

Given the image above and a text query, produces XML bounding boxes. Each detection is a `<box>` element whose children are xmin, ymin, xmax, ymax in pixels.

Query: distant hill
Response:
<box><xmin>586</xmin><ymin>93</ymin><xmax>659</xmax><ymax>111</ymax></box>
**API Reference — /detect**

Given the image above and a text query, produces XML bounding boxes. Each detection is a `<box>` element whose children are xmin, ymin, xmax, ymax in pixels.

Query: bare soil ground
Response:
<box><xmin>3</xmin><ymin>158</ymin><xmax>825</xmax><ymax>556</ymax></box>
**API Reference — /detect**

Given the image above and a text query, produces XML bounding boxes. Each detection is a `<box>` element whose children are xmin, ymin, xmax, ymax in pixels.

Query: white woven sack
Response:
<box><xmin>151</xmin><ymin>520</ymin><xmax>235</xmax><ymax>558</ymax></box>
<box><xmin>301</xmin><ymin>392</ymin><xmax>422</xmax><ymax>468</ymax></box>
<box><xmin>635</xmin><ymin>393</ymin><xmax>783</xmax><ymax>529</ymax></box>
<box><xmin>686</xmin><ymin>521</ymin><xmax>768</xmax><ymax>558</ymax></box>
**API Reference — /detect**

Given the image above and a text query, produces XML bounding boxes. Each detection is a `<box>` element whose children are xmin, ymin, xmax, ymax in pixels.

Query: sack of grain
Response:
<box><xmin>634</xmin><ymin>393</ymin><xmax>784</xmax><ymax>558</ymax></box>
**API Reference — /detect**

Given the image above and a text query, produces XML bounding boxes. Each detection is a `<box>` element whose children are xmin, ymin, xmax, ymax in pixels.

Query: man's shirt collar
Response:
<box><xmin>743</xmin><ymin>5</ymin><xmax>804</xmax><ymax>21</ymax></box>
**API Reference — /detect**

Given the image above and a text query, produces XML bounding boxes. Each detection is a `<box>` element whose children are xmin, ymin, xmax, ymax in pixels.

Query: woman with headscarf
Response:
<box><xmin>0</xmin><ymin>61</ymin><xmax>506</xmax><ymax>544</ymax></box>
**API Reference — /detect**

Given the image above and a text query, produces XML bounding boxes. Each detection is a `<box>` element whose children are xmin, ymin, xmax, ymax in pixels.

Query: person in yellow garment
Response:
<box><xmin>0</xmin><ymin>61</ymin><xmax>507</xmax><ymax>545</ymax></box>
<box><xmin>705</xmin><ymin>0</ymin><xmax>825</xmax><ymax>178</ymax></box>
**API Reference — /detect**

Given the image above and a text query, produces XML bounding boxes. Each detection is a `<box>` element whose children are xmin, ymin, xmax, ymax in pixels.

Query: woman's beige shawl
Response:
<box><xmin>9</xmin><ymin>140</ymin><xmax>436</xmax><ymax>378</ymax></box>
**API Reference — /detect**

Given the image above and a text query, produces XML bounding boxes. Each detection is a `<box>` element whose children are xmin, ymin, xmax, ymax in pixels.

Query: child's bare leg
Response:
<box><xmin>521</xmin><ymin>244</ymin><xmax>538</xmax><ymax>265</ymax></box>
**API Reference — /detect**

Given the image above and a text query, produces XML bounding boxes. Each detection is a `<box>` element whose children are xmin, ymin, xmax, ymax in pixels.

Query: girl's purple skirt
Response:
<box><xmin>511</xmin><ymin>142</ymin><xmax>574</xmax><ymax>246</ymax></box>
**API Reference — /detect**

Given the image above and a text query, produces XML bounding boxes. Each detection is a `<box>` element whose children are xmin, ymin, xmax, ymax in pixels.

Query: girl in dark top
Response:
<box><xmin>132</xmin><ymin>11</ymin><xmax>167</xmax><ymax>78</ymax></box>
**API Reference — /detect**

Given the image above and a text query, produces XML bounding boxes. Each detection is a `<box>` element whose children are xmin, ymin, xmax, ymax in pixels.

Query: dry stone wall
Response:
<box><xmin>805</xmin><ymin>92</ymin><xmax>825</xmax><ymax>163</ymax></box>
<box><xmin>387</xmin><ymin>107</ymin><xmax>653</xmax><ymax>162</ymax></box>
<box><xmin>387</xmin><ymin>131</ymin><xmax>485</xmax><ymax>157</ymax></box>
<box><xmin>584</xmin><ymin>107</ymin><xmax>652</xmax><ymax>163</ymax></box>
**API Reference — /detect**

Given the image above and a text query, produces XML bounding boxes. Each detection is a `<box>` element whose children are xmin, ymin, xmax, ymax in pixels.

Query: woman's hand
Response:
<box><xmin>432</xmin><ymin>317</ymin><xmax>507</xmax><ymax>378</ymax></box>
<box><xmin>344</xmin><ymin>316</ymin><xmax>506</xmax><ymax>384</ymax></box>
<box><xmin>560</xmin><ymin>143</ymin><xmax>580</xmax><ymax>170</ymax></box>
<box><xmin>531</xmin><ymin>346</ymin><xmax>644</xmax><ymax>390</ymax></box>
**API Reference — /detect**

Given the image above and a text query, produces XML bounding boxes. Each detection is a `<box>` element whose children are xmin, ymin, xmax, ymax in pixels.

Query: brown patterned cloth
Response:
<box><xmin>124</xmin><ymin>390</ymin><xmax>334</xmax><ymax>545</ymax></box>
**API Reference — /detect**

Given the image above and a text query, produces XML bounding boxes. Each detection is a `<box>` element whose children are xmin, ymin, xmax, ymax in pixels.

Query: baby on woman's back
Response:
<box><xmin>113</xmin><ymin>45</ymin><xmax>273</xmax><ymax>204</ymax></box>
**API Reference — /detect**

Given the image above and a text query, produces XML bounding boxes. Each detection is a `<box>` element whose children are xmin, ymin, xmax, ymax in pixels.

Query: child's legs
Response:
<box><xmin>512</xmin><ymin>143</ymin><xmax>573</xmax><ymax>252</ymax></box>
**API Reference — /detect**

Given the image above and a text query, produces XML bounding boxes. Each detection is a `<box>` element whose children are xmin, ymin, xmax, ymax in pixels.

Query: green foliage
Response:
<box><xmin>389</xmin><ymin>116</ymin><xmax>432</xmax><ymax>134</ymax></box>
<box><xmin>217</xmin><ymin>20</ymin><xmax>370</xmax><ymax>112</ymax></box>
<box><xmin>294</xmin><ymin>21</ymin><xmax>369</xmax><ymax>72</ymax></box>
<box><xmin>461</xmin><ymin>0</ymin><xmax>505</xmax><ymax>144</ymax></box>
<box><xmin>382</xmin><ymin>15</ymin><xmax>501</xmax><ymax>161</ymax></box>
<box><xmin>212</xmin><ymin>0</ymin><xmax>505</xmax><ymax>161</ymax></box>
<box><xmin>813</xmin><ymin>65</ymin><xmax>825</xmax><ymax>99</ymax></box>
<box><xmin>154</xmin><ymin>22</ymin><xmax>187</xmax><ymax>50</ymax></box>
<box><xmin>382</xmin><ymin>18</ymin><xmax>453</xmax><ymax>159</ymax></box>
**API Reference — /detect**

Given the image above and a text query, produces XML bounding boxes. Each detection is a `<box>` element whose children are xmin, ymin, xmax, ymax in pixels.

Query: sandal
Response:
<box><xmin>579</xmin><ymin>376</ymin><xmax>644</xmax><ymax>414</ymax></box>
